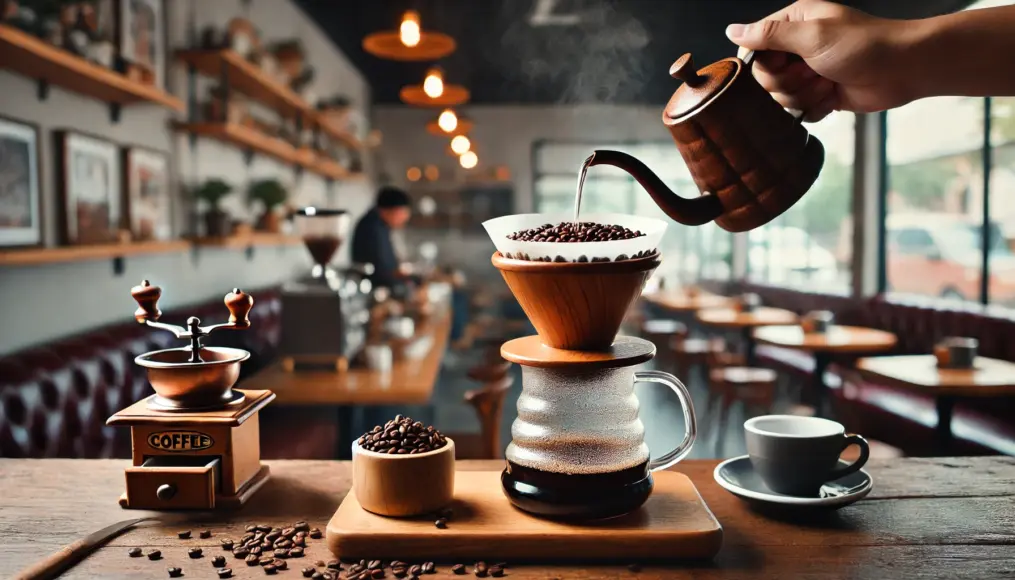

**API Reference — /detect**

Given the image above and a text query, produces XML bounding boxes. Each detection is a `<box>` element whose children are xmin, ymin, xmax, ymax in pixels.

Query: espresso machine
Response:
<box><xmin>279</xmin><ymin>208</ymin><xmax>372</xmax><ymax>372</ymax></box>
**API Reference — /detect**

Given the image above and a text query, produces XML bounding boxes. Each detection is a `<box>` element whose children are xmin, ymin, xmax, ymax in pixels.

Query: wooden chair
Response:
<box><xmin>709</xmin><ymin>366</ymin><xmax>778</xmax><ymax>455</ymax></box>
<box><xmin>672</xmin><ymin>336</ymin><xmax>726</xmax><ymax>379</ymax></box>
<box><xmin>450</xmin><ymin>374</ymin><xmax>515</xmax><ymax>459</ymax></box>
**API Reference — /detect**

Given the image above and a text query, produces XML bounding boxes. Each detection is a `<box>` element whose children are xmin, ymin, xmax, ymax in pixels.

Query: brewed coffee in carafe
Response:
<box><xmin>293</xmin><ymin>208</ymin><xmax>351</xmax><ymax>278</ymax></box>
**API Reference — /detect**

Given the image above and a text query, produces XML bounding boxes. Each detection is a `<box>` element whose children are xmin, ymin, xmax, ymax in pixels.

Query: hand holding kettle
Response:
<box><xmin>725</xmin><ymin>0</ymin><xmax>1015</xmax><ymax>122</ymax></box>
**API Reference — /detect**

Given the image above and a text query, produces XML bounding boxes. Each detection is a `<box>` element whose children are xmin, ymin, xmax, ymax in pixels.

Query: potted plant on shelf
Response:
<box><xmin>190</xmin><ymin>178</ymin><xmax>233</xmax><ymax>238</ymax></box>
<box><xmin>269</xmin><ymin>39</ymin><xmax>304</xmax><ymax>84</ymax></box>
<box><xmin>247</xmin><ymin>179</ymin><xmax>287</xmax><ymax>233</ymax></box>
<box><xmin>317</xmin><ymin>95</ymin><xmax>352</xmax><ymax>132</ymax></box>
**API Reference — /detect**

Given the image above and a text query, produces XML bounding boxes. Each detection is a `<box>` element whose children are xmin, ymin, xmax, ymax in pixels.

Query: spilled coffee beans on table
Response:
<box><xmin>357</xmin><ymin>414</ymin><xmax>448</xmax><ymax>454</ymax></box>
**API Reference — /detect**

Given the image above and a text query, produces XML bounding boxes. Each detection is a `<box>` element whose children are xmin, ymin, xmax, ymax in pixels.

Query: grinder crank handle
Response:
<box><xmin>201</xmin><ymin>288</ymin><xmax>254</xmax><ymax>333</ymax></box>
<box><xmin>130</xmin><ymin>279</ymin><xmax>162</xmax><ymax>323</ymax></box>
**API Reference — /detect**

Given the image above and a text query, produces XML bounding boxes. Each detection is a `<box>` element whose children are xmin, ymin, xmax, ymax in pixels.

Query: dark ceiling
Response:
<box><xmin>296</xmin><ymin>0</ymin><xmax>971</xmax><ymax>106</ymax></box>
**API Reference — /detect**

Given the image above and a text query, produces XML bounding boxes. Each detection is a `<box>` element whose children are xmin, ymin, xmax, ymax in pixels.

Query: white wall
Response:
<box><xmin>0</xmin><ymin>0</ymin><xmax>374</xmax><ymax>353</ymax></box>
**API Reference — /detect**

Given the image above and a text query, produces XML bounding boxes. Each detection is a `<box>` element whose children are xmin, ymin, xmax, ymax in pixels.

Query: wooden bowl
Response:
<box><xmin>352</xmin><ymin>438</ymin><xmax>456</xmax><ymax>517</ymax></box>
<box><xmin>492</xmin><ymin>252</ymin><xmax>661</xmax><ymax>350</ymax></box>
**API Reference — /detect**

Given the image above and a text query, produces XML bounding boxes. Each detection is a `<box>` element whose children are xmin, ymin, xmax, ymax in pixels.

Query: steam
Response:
<box><xmin>494</xmin><ymin>1</ymin><xmax>650</xmax><ymax>104</ymax></box>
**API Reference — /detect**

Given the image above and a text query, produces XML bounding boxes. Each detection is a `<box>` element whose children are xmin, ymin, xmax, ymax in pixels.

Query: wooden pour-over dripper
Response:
<box><xmin>106</xmin><ymin>280</ymin><xmax>275</xmax><ymax>510</ymax></box>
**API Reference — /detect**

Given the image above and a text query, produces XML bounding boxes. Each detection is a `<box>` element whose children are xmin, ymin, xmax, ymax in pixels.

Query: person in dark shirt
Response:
<box><xmin>351</xmin><ymin>186</ymin><xmax>413</xmax><ymax>291</ymax></box>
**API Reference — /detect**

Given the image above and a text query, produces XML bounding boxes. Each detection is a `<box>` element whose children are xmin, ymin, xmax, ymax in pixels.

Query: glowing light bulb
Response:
<box><xmin>406</xmin><ymin>166</ymin><xmax>422</xmax><ymax>182</ymax></box>
<box><xmin>424</xmin><ymin>165</ymin><xmax>440</xmax><ymax>181</ymax></box>
<box><xmin>423</xmin><ymin>68</ymin><xmax>444</xmax><ymax>98</ymax></box>
<box><xmin>399</xmin><ymin>11</ymin><xmax>421</xmax><ymax>47</ymax></box>
<box><xmin>450</xmin><ymin>135</ymin><xmax>470</xmax><ymax>155</ymax></box>
<box><xmin>437</xmin><ymin>109</ymin><xmax>458</xmax><ymax>133</ymax></box>
<box><xmin>459</xmin><ymin>151</ymin><xmax>478</xmax><ymax>169</ymax></box>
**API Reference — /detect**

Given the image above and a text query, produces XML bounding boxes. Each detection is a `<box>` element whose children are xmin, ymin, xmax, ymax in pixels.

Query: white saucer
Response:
<box><xmin>713</xmin><ymin>455</ymin><xmax>873</xmax><ymax>510</ymax></box>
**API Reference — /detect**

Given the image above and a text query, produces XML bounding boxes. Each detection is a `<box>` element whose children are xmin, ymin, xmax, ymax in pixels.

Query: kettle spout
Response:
<box><xmin>588</xmin><ymin>150</ymin><xmax>723</xmax><ymax>227</ymax></box>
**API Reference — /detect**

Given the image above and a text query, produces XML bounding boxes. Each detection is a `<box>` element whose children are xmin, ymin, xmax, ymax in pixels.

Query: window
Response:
<box><xmin>989</xmin><ymin>97</ymin><xmax>1015</xmax><ymax>306</ymax></box>
<box><xmin>532</xmin><ymin>142</ymin><xmax>732</xmax><ymax>284</ymax></box>
<box><xmin>884</xmin><ymin>96</ymin><xmax>986</xmax><ymax>304</ymax></box>
<box><xmin>747</xmin><ymin>112</ymin><xmax>855</xmax><ymax>293</ymax></box>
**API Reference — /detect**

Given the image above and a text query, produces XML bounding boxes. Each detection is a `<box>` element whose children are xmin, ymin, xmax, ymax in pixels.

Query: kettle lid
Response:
<box><xmin>663</xmin><ymin>53</ymin><xmax>739</xmax><ymax>122</ymax></box>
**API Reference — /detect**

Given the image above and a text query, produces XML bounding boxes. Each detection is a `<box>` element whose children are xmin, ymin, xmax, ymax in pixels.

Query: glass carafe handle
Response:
<box><xmin>635</xmin><ymin>370</ymin><xmax>697</xmax><ymax>472</ymax></box>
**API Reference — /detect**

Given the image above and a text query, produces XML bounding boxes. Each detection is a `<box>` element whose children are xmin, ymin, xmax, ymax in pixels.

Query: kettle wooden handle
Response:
<box><xmin>738</xmin><ymin>47</ymin><xmax>806</xmax><ymax>121</ymax></box>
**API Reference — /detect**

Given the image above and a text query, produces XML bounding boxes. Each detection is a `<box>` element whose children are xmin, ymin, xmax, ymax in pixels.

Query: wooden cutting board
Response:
<box><xmin>326</xmin><ymin>470</ymin><xmax>723</xmax><ymax>561</ymax></box>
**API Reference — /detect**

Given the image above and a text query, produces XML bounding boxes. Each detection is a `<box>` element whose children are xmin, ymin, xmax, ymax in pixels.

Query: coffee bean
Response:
<box><xmin>168</xmin><ymin>567</ymin><xmax>183</xmax><ymax>577</ymax></box>
<box><xmin>408</xmin><ymin>565</ymin><xmax>422</xmax><ymax>576</ymax></box>
<box><xmin>317</xmin><ymin>560</ymin><xmax>328</xmax><ymax>567</ymax></box>
<box><xmin>147</xmin><ymin>550</ymin><xmax>162</xmax><ymax>561</ymax></box>
<box><xmin>490</xmin><ymin>566</ymin><xmax>505</xmax><ymax>577</ymax></box>
<box><xmin>212</xmin><ymin>556</ymin><xmax>227</xmax><ymax>567</ymax></box>
<box><xmin>251</xmin><ymin>546</ymin><xmax>263</xmax><ymax>556</ymax></box>
<box><xmin>392</xmin><ymin>567</ymin><xmax>407</xmax><ymax>578</ymax></box>
<box><xmin>474</xmin><ymin>562</ymin><xmax>488</xmax><ymax>577</ymax></box>
<box><xmin>422</xmin><ymin>561</ymin><xmax>435</xmax><ymax>574</ymax></box>
<box><xmin>312</xmin><ymin>573</ymin><xmax>324</xmax><ymax>580</ymax></box>
<box><xmin>217</xmin><ymin>568</ymin><xmax>233</xmax><ymax>579</ymax></box>
<box><xmin>257</xmin><ymin>524</ymin><xmax>273</xmax><ymax>533</ymax></box>
<box><xmin>435</xmin><ymin>518</ymin><xmax>447</xmax><ymax>529</ymax></box>
<box><xmin>233</xmin><ymin>548</ymin><xmax>249</xmax><ymax>559</ymax></box>
<box><xmin>264</xmin><ymin>564</ymin><xmax>278</xmax><ymax>575</ymax></box>
<box><xmin>293</xmin><ymin>536</ymin><xmax>306</xmax><ymax>547</ymax></box>
<box><xmin>178</xmin><ymin>530</ymin><xmax>192</xmax><ymax>539</ymax></box>
<box><xmin>188</xmin><ymin>548</ymin><xmax>203</xmax><ymax>559</ymax></box>
<box><xmin>273</xmin><ymin>559</ymin><xmax>288</xmax><ymax>570</ymax></box>
<box><xmin>358</xmin><ymin>415</ymin><xmax>447</xmax><ymax>453</ymax></box>
<box><xmin>452</xmin><ymin>564</ymin><xmax>466</xmax><ymax>575</ymax></box>
<box><xmin>289</xmin><ymin>547</ymin><xmax>305</xmax><ymax>558</ymax></box>
<box><xmin>128</xmin><ymin>547</ymin><xmax>143</xmax><ymax>557</ymax></box>
<box><xmin>220</xmin><ymin>539</ymin><xmax>234</xmax><ymax>551</ymax></box>
<box><xmin>372</xmin><ymin>570</ymin><xmax>386</xmax><ymax>579</ymax></box>
<box><xmin>628</xmin><ymin>563</ymin><xmax>642</xmax><ymax>572</ymax></box>
<box><xmin>246</xmin><ymin>554</ymin><xmax>261</xmax><ymax>566</ymax></box>
<box><xmin>260</xmin><ymin>557</ymin><xmax>275</xmax><ymax>566</ymax></box>
<box><xmin>302</xmin><ymin>567</ymin><xmax>316</xmax><ymax>578</ymax></box>
<box><xmin>310</xmin><ymin>528</ymin><xmax>323</xmax><ymax>539</ymax></box>
<box><xmin>245</xmin><ymin>525</ymin><xmax>257</xmax><ymax>533</ymax></box>
<box><xmin>281</xmin><ymin>527</ymin><xmax>296</xmax><ymax>537</ymax></box>
<box><xmin>274</xmin><ymin>548</ymin><xmax>289</xmax><ymax>558</ymax></box>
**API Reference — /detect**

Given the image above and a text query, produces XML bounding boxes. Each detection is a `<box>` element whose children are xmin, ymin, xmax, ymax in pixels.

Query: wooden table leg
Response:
<box><xmin>742</xmin><ymin>327</ymin><xmax>756</xmax><ymax>366</ymax></box>
<box><xmin>935</xmin><ymin>396</ymin><xmax>955</xmax><ymax>452</ymax></box>
<box><xmin>812</xmin><ymin>353</ymin><xmax>831</xmax><ymax>418</ymax></box>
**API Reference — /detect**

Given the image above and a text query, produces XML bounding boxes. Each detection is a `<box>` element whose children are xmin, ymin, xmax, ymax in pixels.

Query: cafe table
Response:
<box><xmin>856</xmin><ymin>354</ymin><xmax>1015</xmax><ymax>451</ymax></box>
<box><xmin>642</xmin><ymin>289</ymin><xmax>733</xmax><ymax>312</ymax></box>
<box><xmin>241</xmin><ymin>307</ymin><xmax>452</xmax><ymax>459</ymax></box>
<box><xmin>2</xmin><ymin>457</ymin><xmax>1013</xmax><ymax>579</ymax></box>
<box><xmin>696</xmin><ymin>307</ymin><xmax>798</xmax><ymax>365</ymax></box>
<box><xmin>753</xmin><ymin>325</ymin><xmax>898</xmax><ymax>417</ymax></box>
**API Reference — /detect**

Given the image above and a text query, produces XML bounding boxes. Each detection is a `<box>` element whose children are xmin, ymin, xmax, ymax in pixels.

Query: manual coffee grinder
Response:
<box><xmin>483</xmin><ymin>213</ymin><xmax>699</xmax><ymax>520</ymax></box>
<box><xmin>107</xmin><ymin>280</ymin><xmax>275</xmax><ymax>510</ymax></box>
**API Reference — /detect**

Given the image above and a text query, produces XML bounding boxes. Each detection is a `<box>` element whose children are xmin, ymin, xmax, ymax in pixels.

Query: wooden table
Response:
<box><xmin>643</xmin><ymin>290</ymin><xmax>732</xmax><ymax>312</ymax></box>
<box><xmin>754</xmin><ymin>325</ymin><xmax>897</xmax><ymax>416</ymax></box>
<box><xmin>3</xmin><ymin>458</ymin><xmax>1013</xmax><ymax>579</ymax></box>
<box><xmin>696</xmin><ymin>307</ymin><xmax>798</xmax><ymax>365</ymax></box>
<box><xmin>242</xmin><ymin>308</ymin><xmax>451</xmax><ymax>458</ymax></box>
<box><xmin>857</xmin><ymin>354</ymin><xmax>1015</xmax><ymax>450</ymax></box>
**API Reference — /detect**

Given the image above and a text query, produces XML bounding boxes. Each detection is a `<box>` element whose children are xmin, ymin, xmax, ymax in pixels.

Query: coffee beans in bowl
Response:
<box><xmin>507</xmin><ymin>222</ymin><xmax>644</xmax><ymax>243</ymax></box>
<box><xmin>352</xmin><ymin>415</ymin><xmax>456</xmax><ymax>517</ymax></box>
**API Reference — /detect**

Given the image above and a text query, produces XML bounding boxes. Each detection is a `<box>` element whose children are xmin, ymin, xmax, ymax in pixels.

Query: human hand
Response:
<box><xmin>726</xmin><ymin>0</ymin><xmax>914</xmax><ymax>122</ymax></box>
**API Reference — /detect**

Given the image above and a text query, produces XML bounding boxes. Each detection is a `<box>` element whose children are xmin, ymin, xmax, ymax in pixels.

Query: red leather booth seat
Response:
<box><xmin>0</xmin><ymin>288</ymin><xmax>336</xmax><ymax>460</ymax></box>
<box><xmin>729</xmin><ymin>282</ymin><xmax>1015</xmax><ymax>456</ymax></box>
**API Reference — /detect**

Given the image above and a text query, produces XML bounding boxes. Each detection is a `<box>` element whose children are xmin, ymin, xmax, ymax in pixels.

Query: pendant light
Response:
<box><xmin>460</xmin><ymin>151</ymin><xmax>478</xmax><ymax>169</ymax></box>
<box><xmin>400</xmin><ymin>67</ymin><xmax>470</xmax><ymax>107</ymax></box>
<box><xmin>363</xmin><ymin>10</ymin><xmax>456</xmax><ymax>61</ymax></box>
<box><xmin>427</xmin><ymin>110</ymin><xmax>474</xmax><ymax>136</ymax></box>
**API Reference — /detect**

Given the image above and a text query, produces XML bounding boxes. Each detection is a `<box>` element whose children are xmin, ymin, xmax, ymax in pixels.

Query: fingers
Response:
<box><xmin>767</xmin><ymin>77</ymin><xmax>838</xmax><ymax>119</ymax></box>
<box><xmin>802</xmin><ymin>89</ymin><xmax>840</xmax><ymax>123</ymax></box>
<box><xmin>753</xmin><ymin>57</ymin><xmax>818</xmax><ymax>95</ymax></box>
<box><xmin>726</xmin><ymin>18</ymin><xmax>820</xmax><ymax>55</ymax></box>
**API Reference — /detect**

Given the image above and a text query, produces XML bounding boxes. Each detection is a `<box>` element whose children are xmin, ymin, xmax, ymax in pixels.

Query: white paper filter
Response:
<box><xmin>482</xmin><ymin>213</ymin><xmax>667</xmax><ymax>262</ymax></box>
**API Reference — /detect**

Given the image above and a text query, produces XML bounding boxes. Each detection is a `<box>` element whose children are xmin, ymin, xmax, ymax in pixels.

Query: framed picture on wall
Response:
<box><xmin>123</xmin><ymin>146</ymin><xmax>171</xmax><ymax>241</ymax></box>
<box><xmin>117</xmin><ymin>0</ymin><xmax>164</xmax><ymax>88</ymax></box>
<box><xmin>0</xmin><ymin>116</ymin><xmax>42</xmax><ymax>248</ymax></box>
<box><xmin>55</xmin><ymin>131</ymin><xmax>122</xmax><ymax>245</ymax></box>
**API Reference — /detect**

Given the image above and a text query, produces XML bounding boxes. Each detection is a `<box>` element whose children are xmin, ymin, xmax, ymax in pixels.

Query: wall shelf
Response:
<box><xmin>172</xmin><ymin>122</ymin><xmax>361</xmax><ymax>181</ymax></box>
<box><xmin>0</xmin><ymin>240</ymin><xmax>190</xmax><ymax>267</ymax></box>
<box><xmin>0</xmin><ymin>24</ymin><xmax>184</xmax><ymax>114</ymax></box>
<box><xmin>175</xmin><ymin>48</ymin><xmax>363</xmax><ymax>150</ymax></box>
<box><xmin>190</xmin><ymin>233</ymin><xmax>303</xmax><ymax>249</ymax></box>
